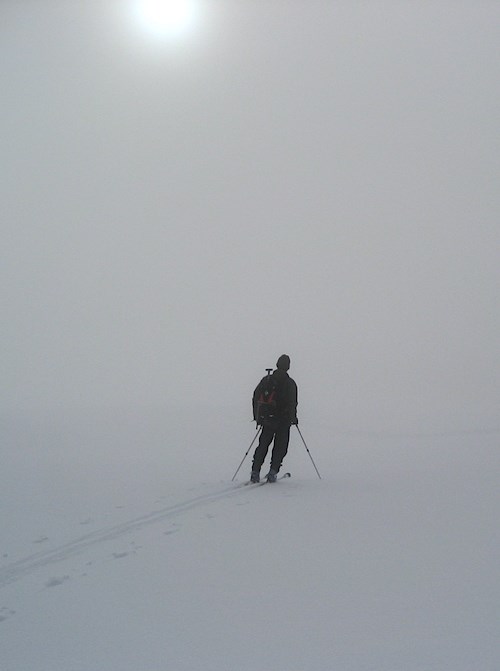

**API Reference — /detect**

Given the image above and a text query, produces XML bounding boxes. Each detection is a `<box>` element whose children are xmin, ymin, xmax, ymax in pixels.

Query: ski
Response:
<box><xmin>236</xmin><ymin>479</ymin><xmax>263</xmax><ymax>488</ymax></box>
<box><xmin>237</xmin><ymin>472</ymin><xmax>291</xmax><ymax>488</ymax></box>
<box><xmin>259</xmin><ymin>472</ymin><xmax>291</xmax><ymax>485</ymax></box>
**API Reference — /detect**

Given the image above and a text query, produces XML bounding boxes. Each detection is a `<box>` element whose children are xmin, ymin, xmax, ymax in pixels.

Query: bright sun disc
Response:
<box><xmin>136</xmin><ymin>0</ymin><xmax>196</xmax><ymax>36</ymax></box>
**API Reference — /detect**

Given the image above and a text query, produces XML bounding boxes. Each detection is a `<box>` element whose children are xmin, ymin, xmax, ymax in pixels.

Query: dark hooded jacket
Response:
<box><xmin>252</xmin><ymin>369</ymin><xmax>298</xmax><ymax>425</ymax></box>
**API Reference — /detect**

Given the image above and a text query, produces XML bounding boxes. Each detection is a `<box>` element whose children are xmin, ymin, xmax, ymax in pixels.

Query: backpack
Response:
<box><xmin>255</xmin><ymin>374</ymin><xmax>280</xmax><ymax>425</ymax></box>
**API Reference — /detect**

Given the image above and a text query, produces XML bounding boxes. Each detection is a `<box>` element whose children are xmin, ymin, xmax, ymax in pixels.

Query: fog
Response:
<box><xmin>2</xmin><ymin>1</ymin><xmax>499</xmax><ymax>433</ymax></box>
<box><xmin>1</xmin><ymin>6</ymin><xmax>499</xmax><ymax>668</ymax></box>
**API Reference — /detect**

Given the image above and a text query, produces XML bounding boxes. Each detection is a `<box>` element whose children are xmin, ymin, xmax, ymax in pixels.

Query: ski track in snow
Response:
<box><xmin>0</xmin><ymin>480</ymin><xmax>264</xmax><ymax>589</ymax></box>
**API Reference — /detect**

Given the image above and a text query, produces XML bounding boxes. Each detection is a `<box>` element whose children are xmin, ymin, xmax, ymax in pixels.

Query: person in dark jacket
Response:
<box><xmin>251</xmin><ymin>354</ymin><xmax>298</xmax><ymax>483</ymax></box>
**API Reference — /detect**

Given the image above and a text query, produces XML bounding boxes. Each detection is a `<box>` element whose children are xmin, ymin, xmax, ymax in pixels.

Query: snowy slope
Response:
<box><xmin>1</xmin><ymin>409</ymin><xmax>498</xmax><ymax>671</ymax></box>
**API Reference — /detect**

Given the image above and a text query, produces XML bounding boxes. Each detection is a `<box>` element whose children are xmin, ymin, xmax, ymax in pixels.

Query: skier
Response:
<box><xmin>251</xmin><ymin>354</ymin><xmax>298</xmax><ymax>483</ymax></box>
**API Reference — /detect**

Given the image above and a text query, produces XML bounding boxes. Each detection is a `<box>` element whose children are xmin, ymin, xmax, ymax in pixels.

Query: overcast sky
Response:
<box><xmin>2</xmin><ymin>1</ymin><xmax>499</xmax><ymax>432</ymax></box>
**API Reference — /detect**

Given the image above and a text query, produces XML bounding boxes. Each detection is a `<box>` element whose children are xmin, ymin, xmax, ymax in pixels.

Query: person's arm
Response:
<box><xmin>252</xmin><ymin>378</ymin><xmax>264</xmax><ymax>421</ymax></box>
<box><xmin>290</xmin><ymin>380</ymin><xmax>298</xmax><ymax>424</ymax></box>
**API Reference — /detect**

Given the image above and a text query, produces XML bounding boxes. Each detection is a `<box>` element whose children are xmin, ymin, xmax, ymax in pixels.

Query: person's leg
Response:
<box><xmin>270</xmin><ymin>423</ymin><xmax>291</xmax><ymax>474</ymax></box>
<box><xmin>252</xmin><ymin>424</ymin><xmax>275</xmax><ymax>474</ymax></box>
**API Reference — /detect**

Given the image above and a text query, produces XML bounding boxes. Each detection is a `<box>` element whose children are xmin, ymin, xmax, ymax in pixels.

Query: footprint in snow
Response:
<box><xmin>33</xmin><ymin>536</ymin><xmax>49</xmax><ymax>544</ymax></box>
<box><xmin>45</xmin><ymin>576</ymin><xmax>70</xmax><ymax>588</ymax></box>
<box><xmin>112</xmin><ymin>552</ymin><xmax>129</xmax><ymax>560</ymax></box>
<box><xmin>164</xmin><ymin>528</ymin><xmax>180</xmax><ymax>536</ymax></box>
<box><xmin>0</xmin><ymin>607</ymin><xmax>16</xmax><ymax>623</ymax></box>
<box><xmin>164</xmin><ymin>522</ymin><xmax>181</xmax><ymax>536</ymax></box>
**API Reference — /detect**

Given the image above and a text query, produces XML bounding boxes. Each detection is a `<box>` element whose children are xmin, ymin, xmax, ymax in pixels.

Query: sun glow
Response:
<box><xmin>135</xmin><ymin>0</ymin><xmax>197</xmax><ymax>37</ymax></box>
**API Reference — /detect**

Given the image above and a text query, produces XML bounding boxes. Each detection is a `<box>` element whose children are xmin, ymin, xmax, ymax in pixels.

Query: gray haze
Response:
<box><xmin>2</xmin><ymin>1</ymin><xmax>499</xmax><ymax>432</ymax></box>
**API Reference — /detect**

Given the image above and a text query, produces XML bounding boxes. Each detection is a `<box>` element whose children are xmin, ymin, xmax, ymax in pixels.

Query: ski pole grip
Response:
<box><xmin>265</xmin><ymin>368</ymin><xmax>273</xmax><ymax>375</ymax></box>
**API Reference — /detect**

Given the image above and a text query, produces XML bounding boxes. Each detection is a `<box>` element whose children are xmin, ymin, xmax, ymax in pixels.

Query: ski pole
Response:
<box><xmin>295</xmin><ymin>425</ymin><xmax>322</xmax><ymax>479</ymax></box>
<box><xmin>231</xmin><ymin>426</ymin><xmax>263</xmax><ymax>481</ymax></box>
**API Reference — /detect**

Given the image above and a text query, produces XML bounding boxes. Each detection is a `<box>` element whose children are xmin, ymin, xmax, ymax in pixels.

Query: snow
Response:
<box><xmin>1</xmin><ymin>408</ymin><xmax>498</xmax><ymax>671</ymax></box>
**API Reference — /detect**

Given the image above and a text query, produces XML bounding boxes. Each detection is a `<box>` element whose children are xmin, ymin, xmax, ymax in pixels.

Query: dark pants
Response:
<box><xmin>252</xmin><ymin>421</ymin><xmax>291</xmax><ymax>474</ymax></box>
